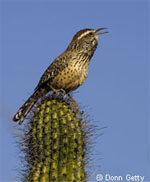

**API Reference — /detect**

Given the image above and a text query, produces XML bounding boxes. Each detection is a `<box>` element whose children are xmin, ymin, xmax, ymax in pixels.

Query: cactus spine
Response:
<box><xmin>22</xmin><ymin>95</ymin><xmax>87</xmax><ymax>182</ymax></box>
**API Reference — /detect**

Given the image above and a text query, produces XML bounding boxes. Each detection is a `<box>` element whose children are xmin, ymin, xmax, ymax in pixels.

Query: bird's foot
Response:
<box><xmin>50</xmin><ymin>86</ymin><xmax>66</xmax><ymax>96</ymax></box>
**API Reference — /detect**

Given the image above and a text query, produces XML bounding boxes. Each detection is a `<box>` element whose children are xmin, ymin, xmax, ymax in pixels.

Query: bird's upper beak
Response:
<box><xmin>95</xmin><ymin>28</ymin><xmax>109</xmax><ymax>35</ymax></box>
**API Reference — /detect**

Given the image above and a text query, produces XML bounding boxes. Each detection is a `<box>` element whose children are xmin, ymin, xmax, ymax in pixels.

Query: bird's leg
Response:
<box><xmin>59</xmin><ymin>89</ymin><xmax>66</xmax><ymax>95</ymax></box>
<box><xmin>50</xmin><ymin>86</ymin><xmax>60</xmax><ymax>95</ymax></box>
<box><xmin>50</xmin><ymin>86</ymin><xmax>81</xmax><ymax>114</ymax></box>
<box><xmin>50</xmin><ymin>86</ymin><xmax>67</xmax><ymax>100</ymax></box>
<box><xmin>50</xmin><ymin>86</ymin><xmax>64</xmax><ymax>95</ymax></box>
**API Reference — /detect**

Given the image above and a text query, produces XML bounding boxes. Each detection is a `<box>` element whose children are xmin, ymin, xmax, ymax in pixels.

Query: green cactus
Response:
<box><xmin>21</xmin><ymin>95</ymin><xmax>89</xmax><ymax>182</ymax></box>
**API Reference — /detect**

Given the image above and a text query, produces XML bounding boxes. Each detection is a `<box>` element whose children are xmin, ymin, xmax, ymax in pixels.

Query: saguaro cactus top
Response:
<box><xmin>20</xmin><ymin>95</ymin><xmax>91</xmax><ymax>182</ymax></box>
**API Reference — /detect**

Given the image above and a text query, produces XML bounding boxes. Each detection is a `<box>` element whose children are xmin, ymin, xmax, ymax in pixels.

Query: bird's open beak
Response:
<box><xmin>95</xmin><ymin>28</ymin><xmax>109</xmax><ymax>35</ymax></box>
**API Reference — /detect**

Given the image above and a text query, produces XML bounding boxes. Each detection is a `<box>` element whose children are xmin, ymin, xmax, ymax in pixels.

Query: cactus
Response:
<box><xmin>21</xmin><ymin>94</ymin><xmax>90</xmax><ymax>182</ymax></box>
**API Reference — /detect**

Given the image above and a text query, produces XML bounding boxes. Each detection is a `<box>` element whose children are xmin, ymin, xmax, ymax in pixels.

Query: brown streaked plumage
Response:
<box><xmin>13</xmin><ymin>28</ymin><xmax>108</xmax><ymax>124</ymax></box>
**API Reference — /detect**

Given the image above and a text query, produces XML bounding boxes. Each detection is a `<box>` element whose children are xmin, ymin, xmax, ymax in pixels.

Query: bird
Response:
<box><xmin>13</xmin><ymin>28</ymin><xmax>108</xmax><ymax>124</ymax></box>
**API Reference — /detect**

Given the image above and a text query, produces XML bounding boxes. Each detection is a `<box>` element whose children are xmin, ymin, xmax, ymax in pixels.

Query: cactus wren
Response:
<box><xmin>13</xmin><ymin>28</ymin><xmax>108</xmax><ymax>124</ymax></box>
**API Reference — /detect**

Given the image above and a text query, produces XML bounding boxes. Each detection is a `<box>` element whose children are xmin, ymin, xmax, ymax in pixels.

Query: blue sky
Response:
<box><xmin>0</xmin><ymin>0</ymin><xmax>149</xmax><ymax>181</ymax></box>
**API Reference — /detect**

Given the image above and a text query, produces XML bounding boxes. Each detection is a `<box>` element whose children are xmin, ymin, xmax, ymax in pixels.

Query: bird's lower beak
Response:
<box><xmin>95</xmin><ymin>28</ymin><xmax>109</xmax><ymax>35</ymax></box>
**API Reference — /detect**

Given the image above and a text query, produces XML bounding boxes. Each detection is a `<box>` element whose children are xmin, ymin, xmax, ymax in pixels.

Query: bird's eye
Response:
<box><xmin>89</xmin><ymin>32</ymin><xmax>93</xmax><ymax>35</ymax></box>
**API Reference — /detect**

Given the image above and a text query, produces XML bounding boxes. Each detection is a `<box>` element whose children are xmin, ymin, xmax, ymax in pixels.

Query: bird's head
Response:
<box><xmin>67</xmin><ymin>28</ymin><xmax>108</xmax><ymax>53</ymax></box>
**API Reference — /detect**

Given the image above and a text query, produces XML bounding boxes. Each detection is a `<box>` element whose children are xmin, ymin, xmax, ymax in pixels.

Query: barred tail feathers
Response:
<box><xmin>13</xmin><ymin>88</ymin><xmax>48</xmax><ymax>124</ymax></box>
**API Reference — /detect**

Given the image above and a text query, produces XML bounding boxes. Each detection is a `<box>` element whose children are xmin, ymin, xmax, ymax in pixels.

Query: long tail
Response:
<box><xmin>13</xmin><ymin>88</ymin><xmax>48</xmax><ymax>125</ymax></box>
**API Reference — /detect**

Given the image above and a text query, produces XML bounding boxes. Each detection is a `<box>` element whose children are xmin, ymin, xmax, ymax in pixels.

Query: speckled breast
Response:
<box><xmin>51</xmin><ymin>59</ymin><xmax>89</xmax><ymax>93</ymax></box>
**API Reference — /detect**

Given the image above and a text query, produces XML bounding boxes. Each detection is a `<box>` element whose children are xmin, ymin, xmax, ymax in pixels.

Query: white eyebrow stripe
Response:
<box><xmin>77</xmin><ymin>30</ymin><xmax>94</xmax><ymax>40</ymax></box>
